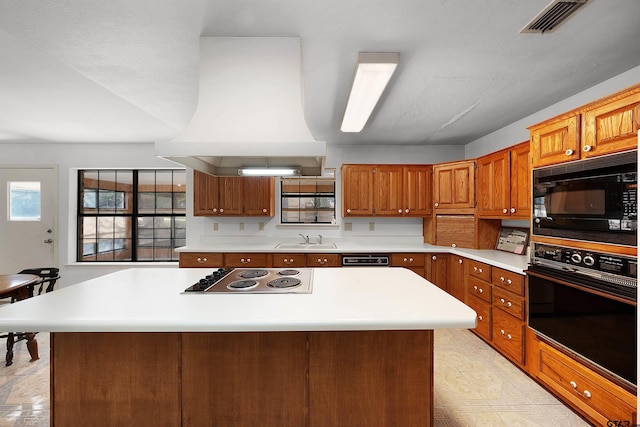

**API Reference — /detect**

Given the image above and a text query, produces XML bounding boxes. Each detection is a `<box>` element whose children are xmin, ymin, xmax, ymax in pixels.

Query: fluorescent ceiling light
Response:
<box><xmin>340</xmin><ymin>52</ymin><xmax>399</xmax><ymax>133</ymax></box>
<box><xmin>238</xmin><ymin>167</ymin><xmax>300</xmax><ymax>176</ymax></box>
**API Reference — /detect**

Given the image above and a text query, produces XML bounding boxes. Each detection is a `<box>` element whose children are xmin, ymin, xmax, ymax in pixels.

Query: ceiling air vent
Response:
<box><xmin>520</xmin><ymin>0</ymin><xmax>589</xmax><ymax>34</ymax></box>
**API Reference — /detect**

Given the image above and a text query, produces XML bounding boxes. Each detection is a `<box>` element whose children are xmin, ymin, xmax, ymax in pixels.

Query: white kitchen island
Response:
<box><xmin>0</xmin><ymin>267</ymin><xmax>476</xmax><ymax>427</ymax></box>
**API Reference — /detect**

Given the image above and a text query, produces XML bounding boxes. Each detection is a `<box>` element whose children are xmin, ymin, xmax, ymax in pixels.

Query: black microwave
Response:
<box><xmin>532</xmin><ymin>150</ymin><xmax>637</xmax><ymax>246</ymax></box>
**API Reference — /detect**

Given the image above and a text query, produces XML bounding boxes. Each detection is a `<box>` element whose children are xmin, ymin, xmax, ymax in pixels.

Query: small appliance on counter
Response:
<box><xmin>183</xmin><ymin>268</ymin><xmax>314</xmax><ymax>294</ymax></box>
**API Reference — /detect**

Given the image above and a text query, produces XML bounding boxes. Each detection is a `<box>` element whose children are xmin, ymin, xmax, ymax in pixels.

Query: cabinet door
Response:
<box><xmin>581</xmin><ymin>89</ymin><xmax>640</xmax><ymax>159</ymax></box>
<box><xmin>509</xmin><ymin>142</ymin><xmax>531</xmax><ymax>219</ymax></box>
<box><xmin>530</xmin><ymin>115</ymin><xmax>580</xmax><ymax>167</ymax></box>
<box><xmin>435</xmin><ymin>215</ymin><xmax>476</xmax><ymax>249</ymax></box>
<box><xmin>218</xmin><ymin>177</ymin><xmax>243</xmax><ymax>215</ymax></box>
<box><xmin>448</xmin><ymin>256</ymin><xmax>465</xmax><ymax>302</ymax></box>
<box><xmin>477</xmin><ymin>150</ymin><xmax>510</xmax><ymax>218</ymax></box>
<box><xmin>373</xmin><ymin>165</ymin><xmax>404</xmax><ymax>216</ymax></box>
<box><xmin>433</xmin><ymin>160</ymin><xmax>475</xmax><ymax>213</ymax></box>
<box><xmin>403</xmin><ymin>166</ymin><xmax>432</xmax><ymax>216</ymax></box>
<box><xmin>193</xmin><ymin>171</ymin><xmax>219</xmax><ymax>216</ymax></box>
<box><xmin>342</xmin><ymin>165</ymin><xmax>374</xmax><ymax>216</ymax></box>
<box><xmin>425</xmin><ymin>253</ymin><xmax>448</xmax><ymax>291</ymax></box>
<box><xmin>243</xmin><ymin>177</ymin><xmax>275</xmax><ymax>216</ymax></box>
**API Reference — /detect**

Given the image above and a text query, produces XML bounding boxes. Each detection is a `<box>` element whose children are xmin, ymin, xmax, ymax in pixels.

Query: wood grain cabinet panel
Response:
<box><xmin>492</xmin><ymin>309</ymin><xmax>525</xmax><ymax>365</ymax></box>
<box><xmin>403</xmin><ymin>165</ymin><xmax>432</xmax><ymax>216</ymax></box>
<box><xmin>391</xmin><ymin>253</ymin><xmax>425</xmax><ymax>277</ymax></box>
<box><xmin>193</xmin><ymin>171</ymin><xmax>218</xmax><ymax>216</ymax></box>
<box><xmin>492</xmin><ymin>287</ymin><xmax>525</xmax><ymax>321</ymax></box>
<box><xmin>466</xmin><ymin>295</ymin><xmax>491</xmax><ymax>341</ymax></box>
<box><xmin>435</xmin><ymin>215</ymin><xmax>476</xmax><ymax>249</ymax></box>
<box><xmin>491</xmin><ymin>267</ymin><xmax>525</xmax><ymax>296</ymax></box>
<box><xmin>467</xmin><ymin>259</ymin><xmax>491</xmax><ymax>282</ymax></box>
<box><xmin>467</xmin><ymin>276</ymin><xmax>491</xmax><ymax>303</ymax></box>
<box><xmin>306</xmin><ymin>253</ymin><xmax>341</xmax><ymax>267</ymax></box>
<box><xmin>224</xmin><ymin>252</ymin><xmax>271</xmax><ymax>267</ymax></box>
<box><xmin>477</xmin><ymin>142</ymin><xmax>530</xmax><ymax>219</ymax></box>
<box><xmin>373</xmin><ymin>165</ymin><xmax>404</xmax><ymax>215</ymax></box>
<box><xmin>530</xmin><ymin>115</ymin><xmax>580</xmax><ymax>168</ymax></box>
<box><xmin>193</xmin><ymin>171</ymin><xmax>275</xmax><ymax>217</ymax></box>
<box><xmin>433</xmin><ymin>160</ymin><xmax>476</xmax><ymax>213</ymax></box>
<box><xmin>447</xmin><ymin>256</ymin><xmax>466</xmax><ymax>302</ymax></box>
<box><xmin>425</xmin><ymin>253</ymin><xmax>448</xmax><ymax>291</ymax></box>
<box><xmin>342</xmin><ymin>165</ymin><xmax>374</xmax><ymax>216</ymax></box>
<box><xmin>179</xmin><ymin>252</ymin><xmax>224</xmax><ymax>268</ymax></box>
<box><xmin>537</xmin><ymin>341</ymin><xmax>637</xmax><ymax>426</ymax></box>
<box><xmin>581</xmin><ymin>87</ymin><xmax>640</xmax><ymax>158</ymax></box>
<box><xmin>271</xmin><ymin>253</ymin><xmax>307</xmax><ymax>267</ymax></box>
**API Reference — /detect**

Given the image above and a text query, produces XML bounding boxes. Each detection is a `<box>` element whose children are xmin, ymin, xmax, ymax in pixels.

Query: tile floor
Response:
<box><xmin>0</xmin><ymin>329</ymin><xmax>590</xmax><ymax>426</ymax></box>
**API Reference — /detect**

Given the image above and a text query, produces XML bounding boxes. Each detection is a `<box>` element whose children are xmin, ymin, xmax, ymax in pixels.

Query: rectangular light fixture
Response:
<box><xmin>238</xmin><ymin>167</ymin><xmax>301</xmax><ymax>176</ymax></box>
<box><xmin>340</xmin><ymin>52</ymin><xmax>399</xmax><ymax>133</ymax></box>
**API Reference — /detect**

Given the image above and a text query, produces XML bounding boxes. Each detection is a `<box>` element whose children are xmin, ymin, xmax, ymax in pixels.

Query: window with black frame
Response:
<box><xmin>77</xmin><ymin>169</ymin><xmax>186</xmax><ymax>262</ymax></box>
<box><xmin>280</xmin><ymin>177</ymin><xmax>336</xmax><ymax>224</ymax></box>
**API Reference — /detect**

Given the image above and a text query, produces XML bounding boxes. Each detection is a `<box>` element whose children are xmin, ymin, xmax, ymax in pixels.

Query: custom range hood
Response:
<box><xmin>155</xmin><ymin>37</ymin><xmax>326</xmax><ymax>176</ymax></box>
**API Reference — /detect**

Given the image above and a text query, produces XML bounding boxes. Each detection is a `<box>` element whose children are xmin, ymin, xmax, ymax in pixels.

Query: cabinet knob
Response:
<box><xmin>451</xmin><ymin>243</ymin><xmax>456</xmax><ymax>248</ymax></box>
<box><xmin>500</xmin><ymin>330</ymin><xmax>512</xmax><ymax>340</ymax></box>
<box><xmin>458</xmin><ymin>259</ymin><xmax>463</xmax><ymax>264</ymax></box>
<box><xmin>432</xmin><ymin>255</ymin><xmax>437</xmax><ymax>260</ymax></box>
<box><xmin>434</xmin><ymin>202</ymin><xmax>439</xmax><ymax>207</ymax></box>
<box><xmin>499</xmin><ymin>276</ymin><xmax>512</xmax><ymax>285</ymax></box>
<box><xmin>346</xmin><ymin>209</ymin><xmax>351</xmax><ymax>214</ymax></box>
<box><xmin>473</xmin><ymin>266</ymin><xmax>478</xmax><ymax>272</ymax></box>
<box><xmin>570</xmin><ymin>381</ymin><xmax>591</xmax><ymax>398</ymax></box>
<box><xmin>403</xmin><ymin>257</ymin><xmax>414</xmax><ymax>263</ymax></box>
<box><xmin>502</xmin><ymin>208</ymin><xmax>508</xmax><ymax>214</ymax></box>
<box><xmin>510</xmin><ymin>207</ymin><xmax>516</xmax><ymax>213</ymax></box>
<box><xmin>583</xmin><ymin>145</ymin><xmax>592</xmax><ymax>152</ymax></box>
<box><xmin>405</xmin><ymin>209</ymin><xmax>409</xmax><ymax>213</ymax></box>
<box><xmin>478</xmin><ymin>268</ymin><xmax>483</xmax><ymax>273</ymax></box>
<box><xmin>284</xmin><ymin>258</ymin><xmax>293</xmax><ymax>264</ymax></box>
<box><xmin>478</xmin><ymin>315</ymin><xmax>483</xmax><ymax>321</ymax></box>
<box><xmin>212</xmin><ymin>208</ymin><xmax>217</xmax><ymax>213</ymax></box>
<box><xmin>196</xmin><ymin>257</ymin><xmax>207</xmax><ymax>264</ymax></box>
<box><xmin>317</xmin><ymin>258</ymin><xmax>327</xmax><ymax>265</ymax></box>
<box><xmin>220</xmin><ymin>208</ymin><xmax>224</xmax><ymax>213</ymax></box>
<box><xmin>500</xmin><ymin>298</ymin><xmax>512</xmax><ymax>307</ymax></box>
<box><xmin>262</xmin><ymin>208</ymin><xmax>267</xmax><ymax>213</ymax></box>
<box><xmin>565</xmin><ymin>149</ymin><xmax>574</xmax><ymax>156</ymax></box>
<box><xmin>240</xmin><ymin>258</ymin><xmax>251</xmax><ymax>264</ymax></box>
<box><xmin>398</xmin><ymin>209</ymin><xmax>403</xmax><ymax>213</ymax></box>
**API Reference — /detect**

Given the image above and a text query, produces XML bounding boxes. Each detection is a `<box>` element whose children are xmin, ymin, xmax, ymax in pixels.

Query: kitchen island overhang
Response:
<box><xmin>0</xmin><ymin>267</ymin><xmax>476</xmax><ymax>427</ymax></box>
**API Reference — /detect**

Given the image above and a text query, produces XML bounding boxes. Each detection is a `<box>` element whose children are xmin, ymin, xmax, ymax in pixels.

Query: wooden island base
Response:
<box><xmin>51</xmin><ymin>330</ymin><xmax>434</xmax><ymax>427</ymax></box>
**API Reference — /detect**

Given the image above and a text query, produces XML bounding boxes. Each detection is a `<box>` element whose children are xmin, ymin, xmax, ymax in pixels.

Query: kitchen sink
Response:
<box><xmin>275</xmin><ymin>242</ymin><xmax>337</xmax><ymax>250</ymax></box>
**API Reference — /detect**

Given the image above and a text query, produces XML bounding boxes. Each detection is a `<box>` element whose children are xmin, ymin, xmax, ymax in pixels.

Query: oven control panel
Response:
<box><xmin>532</xmin><ymin>243</ymin><xmax>637</xmax><ymax>288</ymax></box>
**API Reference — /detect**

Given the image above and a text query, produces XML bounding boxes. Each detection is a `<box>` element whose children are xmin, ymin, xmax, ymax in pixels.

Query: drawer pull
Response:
<box><xmin>196</xmin><ymin>257</ymin><xmax>207</xmax><ymax>264</ymax></box>
<box><xmin>473</xmin><ymin>286</ymin><xmax>483</xmax><ymax>294</ymax></box>
<box><xmin>500</xmin><ymin>298</ymin><xmax>512</xmax><ymax>307</ymax></box>
<box><xmin>570</xmin><ymin>381</ymin><xmax>592</xmax><ymax>399</ymax></box>
<box><xmin>473</xmin><ymin>266</ymin><xmax>477</xmax><ymax>272</ymax></box>
<box><xmin>240</xmin><ymin>258</ymin><xmax>251</xmax><ymax>264</ymax></box>
<box><xmin>317</xmin><ymin>258</ymin><xmax>328</xmax><ymax>265</ymax></box>
<box><xmin>499</xmin><ymin>276</ymin><xmax>512</xmax><ymax>285</ymax></box>
<box><xmin>284</xmin><ymin>258</ymin><xmax>294</xmax><ymax>264</ymax></box>
<box><xmin>565</xmin><ymin>149</ymin><xmax>574</xmax><ymax>156</ymax></box>
<box><xmin>500</xmin><ymin>330</ymin><xmax>512</xmax><ymax>340</ymax></box>
<box><xmin>404</xmin><ymin>257</ymin><xmax>414</xmax><ymax>263</ymax></box>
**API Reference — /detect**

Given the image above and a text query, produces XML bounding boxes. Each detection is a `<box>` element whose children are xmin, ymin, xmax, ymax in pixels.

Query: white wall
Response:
<box><xmin>464</xmin><ymin>65</ymin><xmax>640</xmax><ymax>158</ymax></box>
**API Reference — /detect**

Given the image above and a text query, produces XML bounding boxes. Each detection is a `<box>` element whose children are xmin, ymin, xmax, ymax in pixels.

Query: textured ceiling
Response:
<box><xmin>1</xmin><ymin>0</ymin><xmax>639</xmax><ymax>145</ymax></box>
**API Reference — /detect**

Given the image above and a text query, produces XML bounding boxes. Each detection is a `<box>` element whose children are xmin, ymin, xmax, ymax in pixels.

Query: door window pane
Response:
<box><xmin>9</xmin><ymin>181</ymin><xmax>41</xmax><ymax>221</ymax></box>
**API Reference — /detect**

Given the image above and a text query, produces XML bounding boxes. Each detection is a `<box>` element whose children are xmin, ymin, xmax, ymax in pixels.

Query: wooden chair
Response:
<box><xmin>1</xmin><ymin>267</ymin><xmax>60</xmax><ymax>366</ymax></box>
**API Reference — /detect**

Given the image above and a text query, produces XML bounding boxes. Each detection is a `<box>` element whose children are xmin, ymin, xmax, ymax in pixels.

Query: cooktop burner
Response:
<box><xmin>183</xmin><ymin>268</ymin><xmax>313</xmax><ymax>294</ymax></box>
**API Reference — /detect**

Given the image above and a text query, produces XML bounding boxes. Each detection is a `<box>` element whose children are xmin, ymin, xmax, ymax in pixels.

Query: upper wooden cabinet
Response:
<box><xmin>477</xmin><ymin>142</ymin><xmax>530</xmax><ymax>219</ymax></box>
<box><xmin>432</xmin><ymin>160</ymin><xmax>475</xmax><ymax>214</ymax></box>
<box><xmin>581</xmin><ymin>87</ymin><xmax>640</xmax><ymax>158</ymax></box>
<box><xmin>193</xmin><ymin>171</ymin><xmax>275</xmax><ymax>217</ymax></box>
<box><xmin>342</xmin><ymin>164</ymin><xmax>432</xmax><ymax>217</ymax></box>
<box><xmin>530</xmin><ymin>83</ymin><xmax>640</xmax><ymax>168</ymax></box>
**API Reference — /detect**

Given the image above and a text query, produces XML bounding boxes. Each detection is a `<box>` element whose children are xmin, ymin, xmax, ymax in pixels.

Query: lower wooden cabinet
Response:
<box><xmin>491</xmin><ymin>309</ymin><xmax>524</xmax><ymax>364</ymax></box>
<box><xmin>271</xmin><ymin>253</ymin><xmax>307</xmax><ymax>267</ymax></box>
<box><xmin>179</xmin><ymin>252</ymin><xmax>224</xmax><ymax>268</ymax></box>
<box><xmin>535</xmin><ymin>340</ymin><xmax>637</xmax><ymax>426</ymax></box>
<box><xmin>391</xmin><ymin>253</ymin><xmax>425</xmax><ymax>277</ymax></box>
<box><xmin>306</xmin><ymin>254</ymin><xmax>341</xmax><ymax>267</ymax></box>
<box><xmin>425</xmin><ymin>253</ymin><xmax>448</xmax><ymax>291</ymax></box>
<box><xmin>466</xmin><ymin>295</ymin><xmax>491</xmax><ymax>341</ymax></box>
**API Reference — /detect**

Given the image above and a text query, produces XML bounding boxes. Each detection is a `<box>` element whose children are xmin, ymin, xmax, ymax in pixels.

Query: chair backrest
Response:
<box><xmin>18</xmin><ymin>267</ymin><xmax>60</xmax><ymax>295</ymax></box>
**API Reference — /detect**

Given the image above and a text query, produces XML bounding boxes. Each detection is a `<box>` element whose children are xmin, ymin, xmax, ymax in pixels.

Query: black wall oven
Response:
<box><xmin>528</xmin><ymin>243</ymin><xmax>637</xmax><ymax>390</ymax></box>
<box><xmin>532</xmin><ymin>150</ymin><xmax>637</xmax><ymax>246</ymax></box>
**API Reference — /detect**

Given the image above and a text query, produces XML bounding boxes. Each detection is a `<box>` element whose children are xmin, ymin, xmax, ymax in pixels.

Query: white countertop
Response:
<box><xmin>178</xmin><ymin>237</ymin><xmax>530</xmax><ymax>274</ymax></box>
<box><xmin>0</xmin><ymin>267</ymin><xmax>476</xmax><ymax>333</ymax></box>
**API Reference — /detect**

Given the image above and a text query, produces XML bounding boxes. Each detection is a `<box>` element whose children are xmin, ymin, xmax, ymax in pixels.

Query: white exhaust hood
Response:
<box><xmin>155</xmin><ymin>37</ymin><xmax>326</xmax><ymax>176</ymax></box>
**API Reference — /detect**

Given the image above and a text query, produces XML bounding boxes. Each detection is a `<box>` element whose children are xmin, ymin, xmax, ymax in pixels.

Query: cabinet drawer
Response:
<box><xmin>466</xmin><ymin>295</ymin><xmax>491</xmax><ymax>341</ymax></box>
<box><xmin>467</xmin><ymin>276</ymin><xmax>491</xmax><ymax>303</ymax></box>
<box><xmin>467</xmin><ymin>260</ymin><xmax>491</xmax><ymax>282</ymax></box>
<box><xmin>306</xmin><ymin>254</ymin><xmax>341</xmax><ymax>267</ymax></box>
<box><xmin>493</xmin><ymin>287</ymin><xmax>525</xmax><ymax>320</ymax></box>
<box><xmin>391</xmin><ymin>253</ymin><xmax>425</xmax><ymax>267</ymax></box>
<box><xmin>492</xmin><ymin>268</ymin><xmax>524</xmax><ymax>296</ymax></box>
<box><xmin>271</xmin><ymin>253</ymin><xmax>307</xmax><ymax>267</ymax></box>
<box><xmin>538</xmin><ymin>341</ymin><xmax>637</xmax><ymax>426</ymax></box>
<box><xmin>179</xmin><ymin>252</ymin><xmax>224</xmax><ymax>268</ymax></box>
<box><xmin>224</xmin><ymin>253</ymin><xmax>271</xmax><ymax>267</ymax></box>
<box><xmin>492</xmin><ymin>309</ymin><xmax>524</xmax><ymax>365</ymax></box>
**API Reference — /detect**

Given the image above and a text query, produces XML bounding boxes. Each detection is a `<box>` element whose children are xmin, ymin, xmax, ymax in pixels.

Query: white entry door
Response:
<box><xmin>0</xmin><ymin>167</ymin><xmax>57</xmax><ymax>274</ymax></box>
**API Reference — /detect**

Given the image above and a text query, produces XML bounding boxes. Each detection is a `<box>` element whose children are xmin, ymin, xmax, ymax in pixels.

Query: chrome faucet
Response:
<box><xmin>317</xmin><ymin>234</ymin><xmax>323</xmax><ymax>244</ymax></box>
<box><xmin>299</xmin><ymin>233</ymin><xmax>310</xmax><ymax>244</ymax></box>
